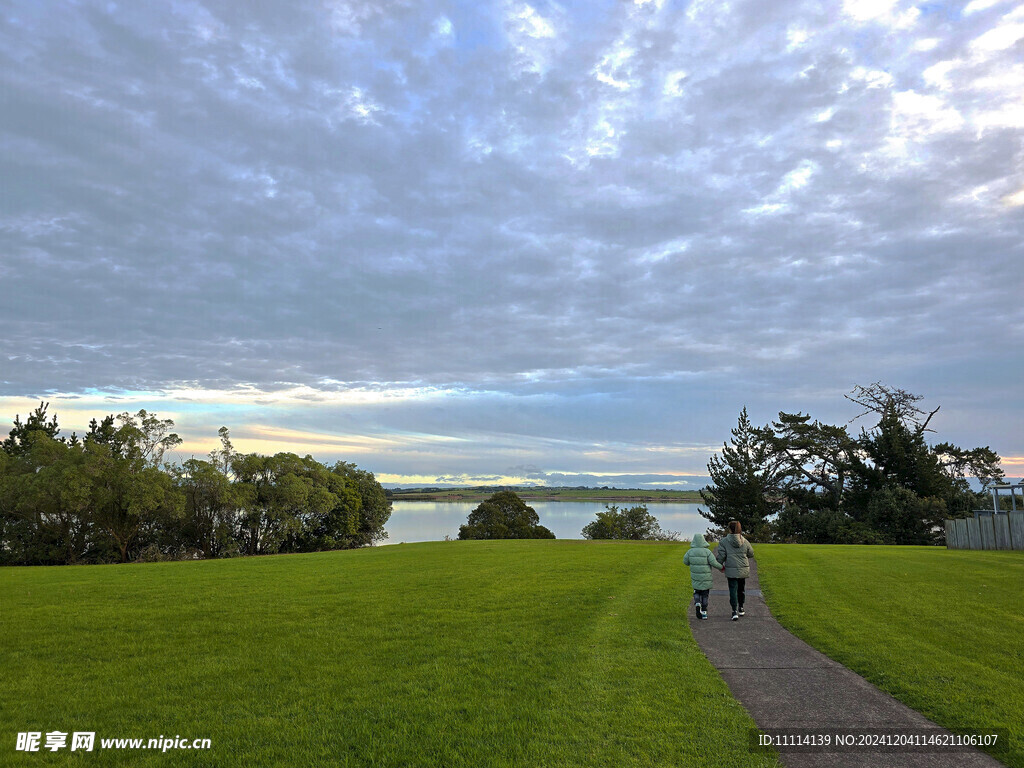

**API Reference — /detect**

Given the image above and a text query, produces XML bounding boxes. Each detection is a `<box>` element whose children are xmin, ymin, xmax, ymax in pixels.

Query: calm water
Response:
<box><xmin>383</xmin><ymin>501</ymin><xmax>707</xmax><ymax>543</ymax></box>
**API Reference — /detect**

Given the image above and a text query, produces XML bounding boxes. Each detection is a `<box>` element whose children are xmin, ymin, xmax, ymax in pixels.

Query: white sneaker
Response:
<box><xmin>731</xmin><ymin>612</ymin><xmax>739</xmax><ymax>621</ymax></box>
<box><xmin>738</xmin><ymin>606</ymin><xmax>745</xmax><ymax>616</ymax></box>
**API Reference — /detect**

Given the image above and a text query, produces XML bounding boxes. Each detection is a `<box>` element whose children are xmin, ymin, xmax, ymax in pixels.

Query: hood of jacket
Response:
<box><xmin>725</xmin><ymin>533</ymin><xmax>744</xmax><ymax>546</ymax></box>
<box><xmin>690</xmin><ymin>533</ymin><xmax>709</xmax><ymax>548</ymax></box>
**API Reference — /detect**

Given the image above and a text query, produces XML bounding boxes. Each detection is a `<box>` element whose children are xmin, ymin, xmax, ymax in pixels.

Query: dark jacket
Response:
<box><xmin>715</xmin><ymin>533</ymin><xmax>754</xmax><ymax>579</ymax></box>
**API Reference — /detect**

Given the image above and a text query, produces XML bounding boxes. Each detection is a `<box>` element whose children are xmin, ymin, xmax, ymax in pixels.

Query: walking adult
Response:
<box><xmin>716</xmin><ymin>520</ymin><xmax>754</xmax><ymax>621</ymax></box>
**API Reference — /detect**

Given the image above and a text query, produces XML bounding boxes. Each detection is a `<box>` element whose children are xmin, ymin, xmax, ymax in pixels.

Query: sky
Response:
<box><xmin>1</xmin><ymin>0</ymin><xmax>1022</xmax><ymax>488</ymax></box>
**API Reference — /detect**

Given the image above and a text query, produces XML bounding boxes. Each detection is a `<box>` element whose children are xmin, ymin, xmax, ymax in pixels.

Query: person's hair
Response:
<box><xmin>728</xmin><ymin>520</ymin><xmax>742</xmax><ymax>534</ymax></box>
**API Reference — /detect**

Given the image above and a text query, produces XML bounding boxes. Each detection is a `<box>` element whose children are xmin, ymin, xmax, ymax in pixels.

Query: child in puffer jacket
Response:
<box><xmin>683</xmin><ymin>533</ymin><xmax>724</xmax><ymax>620</ymax></box>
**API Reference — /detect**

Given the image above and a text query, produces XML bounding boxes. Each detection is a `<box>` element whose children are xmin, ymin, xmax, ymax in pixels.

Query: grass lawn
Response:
<box><xmin>1</xmin><ymin>541</ymin><xmax>777</xmax><ymax>767</ymax></box>
<box><xmin>758</xmin><ymin>544</ymin><xmax>1024</xmax><ymax>768</ymax></box>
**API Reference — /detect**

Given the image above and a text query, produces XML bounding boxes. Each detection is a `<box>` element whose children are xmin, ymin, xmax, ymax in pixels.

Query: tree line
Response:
<box><xmin>0</xmin><ymin>404</ymin><xmax>391</xmax><ymax>565</ymax></box>
<box><xmin>700</xmin><ymin>384</ymin><xmax>1005</xmax><ymax>545</ymax></box>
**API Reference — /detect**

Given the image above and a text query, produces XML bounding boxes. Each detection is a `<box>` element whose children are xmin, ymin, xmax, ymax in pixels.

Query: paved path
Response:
<box><xmin>689</xmin><ymin>560</ymin><xmax>1004</xmax><ymax>768</ymax></box>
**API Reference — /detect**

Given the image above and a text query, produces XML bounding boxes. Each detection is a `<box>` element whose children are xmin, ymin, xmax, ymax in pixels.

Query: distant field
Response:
<box><xmin>758</xmin><ymin>545</ymin><xmax>1023</xmax><ymax>768</ymax></box>
<box><xmin>388</xmin><ymin>487</ymin><xmax>704</xmax><ymax>503</ymax></box>
<box><xmin>1</xmin><ymin>542</ymin><xmax>775</xmax><ymax>768</ymax></box>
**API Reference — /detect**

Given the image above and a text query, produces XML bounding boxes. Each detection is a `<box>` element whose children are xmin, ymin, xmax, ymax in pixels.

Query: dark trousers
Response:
<box><xmin>693</xmin><ymin>589</ymin><xmax>709</xmax><ymax>610</ymax></box>
<box><xmin>727</xmin><ymin>577</ymin><xmax>745</xmax><ymax>611</ymax></box>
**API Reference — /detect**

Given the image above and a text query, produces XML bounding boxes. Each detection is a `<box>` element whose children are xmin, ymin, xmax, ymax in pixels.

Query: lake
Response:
<box><xmin>383</xmin><ymin>501</ymin><xmax>708</xmax><ymax>543</ymax></box>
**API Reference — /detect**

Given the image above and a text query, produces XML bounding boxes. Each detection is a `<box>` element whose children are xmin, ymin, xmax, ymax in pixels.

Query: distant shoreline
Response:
<box><xmin>388</xmin><ymin>488</ymin><xmax>704</xmax><ymax>503</ymax></box>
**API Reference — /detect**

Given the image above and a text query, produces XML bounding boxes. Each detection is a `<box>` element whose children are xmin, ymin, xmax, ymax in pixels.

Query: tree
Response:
<box><xmin>0</xmin><ymin>406</ymin><xmax>389</xmax><ymax>563</ymax></box>
<box><xmin>458</xmin><ymin>491</ymin><xmax>555</xmax><ymax>540</ymax></box>
<box><xmin>174</xmin><ymin>458</ymin><xmax>239</xmax><ymax>558</ymax></box>
<box><xmin>700</xmin><ymin>407</ymin><xmax>788</xmax><ymax>540</ymax></box>
<box><xmin>757</xmin><ymin>411</ymin><xmax>859</xmax><ymax>509</ymax></box>
<box><xmin>863</xmin><ymin>486</ymin><xmax>930</xmax><ymax>545</ymax></box>
<box><xmin>229</xmin><ymin>451</ymin><xmax>369</xmax><ymax>555</ymax></box>
<box><xmin>332</xmin><ymin>461</ymin><xmax>392</xmax><ymax>546</ymax></box>
<box><xmin>84</xmin><ymin>410</ymin><xmax>182</xmax><ymax>468</ymax></box>
<box><xmin>843</xmin><ymin>384</ymin><xmax>1003</xmax><ymax>542</ymax></box>
<box><xmin>0</xmin><ymin>431</ymin><xmax>96</xmax><ymax>565</ymax></box>
<box><xmin>932</xmin><ymin>443</ymin><xmax>1003</xmax><ymax>500</ymax></box>
<box><xmin>2</xmin><ymin>401</ymin><xmax>63</xmax><ymax>459</ymax></box>
<box><xmin>751</xmin><ymin>384</ymin><xmax>1004</xmax><ymax>544</ymax></box>
<box><xmin>19</xmin><ymin>436</ymin><xmax>94</xmax><ymax>564</ymax></box>
<box><xmin>581</xmin><ymin>507</ymin><xmax>621</xmax><ymax>540</ymax></box>
<box><xmin>232</xmin><ymin>453</ymin><xmax>329</xmax><ymax>555</ymax></box>
<box><xmin>120</xmin><ymin>410</ymin><xmax>182</xmax><ymax>468</ymax></box>
<box><xmin>844</xmin><ymin>383</ymin><xmax>940</xmax><ymax>435</ymax></box>
<box><xmin>209</xmin><ymin>427</ymin><xmax>237</xmax><ymax>476</ymax></box>
<box><xmin>84</xmin><ymin>412</ymin><xmax>185</xmax><ymax>562</ymax></box>
<box><xmin>582</xmin><ymin>504</ymin><xmax>675</xmax><ymax>540</ymax></box>
<box><xmin>294</xmin><ymin>460</ymin><xmax>362</xmax><ymax>552</ymax></box>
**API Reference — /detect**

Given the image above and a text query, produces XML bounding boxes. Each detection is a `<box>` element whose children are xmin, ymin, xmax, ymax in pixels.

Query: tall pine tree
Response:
<box><xmin>700</xmin><ymin>407</ymin><xmax>788</xmax><ymax>540</ymax></box>
<box><xmin>2</xmin><ymin>402</ymin><xmax>63</xmax><ymax>458</ymax></box>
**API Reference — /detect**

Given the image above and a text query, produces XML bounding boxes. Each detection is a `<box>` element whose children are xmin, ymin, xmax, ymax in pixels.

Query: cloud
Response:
<box><xmin>841</xmin><ymin>0</ymin><xmax>920</xmax><ymax>29</ymax></box>
<box><xmin>1</xmin><ymin>0</ymin><xmax>1021</xmax><ymax>480</ymax></box>
<box><xmin>962</xmin><ymin>0</ymin><xmax>1008</xmax><ymax>14</ymax></box>
<box><xmin>504</xmin><ymin>1</ymin><xmax>562</xmax><ymax>76</ymax></box>
<box><xmin>969</xmin><ymin>14</ymin><xmax>1024</xmax><ymax>52</ymax></box>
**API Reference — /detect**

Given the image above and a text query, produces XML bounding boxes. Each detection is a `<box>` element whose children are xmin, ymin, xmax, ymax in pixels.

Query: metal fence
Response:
<box><xmin>945</xmin><ymin>512</ymin><xmax>1024</xmax><ymax>550</ymax></box>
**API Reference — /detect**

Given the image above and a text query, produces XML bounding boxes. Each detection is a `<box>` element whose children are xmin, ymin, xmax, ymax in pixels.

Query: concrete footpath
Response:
<box><xmin>689</xmin><ymin>560</ymin><xmax>1004</xmax><ymax>768</ymax></box>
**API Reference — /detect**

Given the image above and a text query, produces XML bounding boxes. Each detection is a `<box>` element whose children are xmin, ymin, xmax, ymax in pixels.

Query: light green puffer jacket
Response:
<box><xmin>715</xmin><ymin>533</ymin><xmax>754</xmax><ymax>579</ymax></box>
<box><xmin>683</xmin><ymin>533</ymin><xmax>723</xmax><ymax>590</ymax></box>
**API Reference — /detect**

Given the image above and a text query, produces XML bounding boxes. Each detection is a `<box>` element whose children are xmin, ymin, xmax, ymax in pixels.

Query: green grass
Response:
<box><xmin>758</xmin><ymin>545</ymin><xmax>1024</xmax><ymax>767</ymax></box>
<box><xmin>1</xmin><ymin>542</ymin><xmax>777</xmax><ymax>767</ymax></box>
